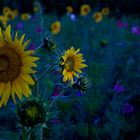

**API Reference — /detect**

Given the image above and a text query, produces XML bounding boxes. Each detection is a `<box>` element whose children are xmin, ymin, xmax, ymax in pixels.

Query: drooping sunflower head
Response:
<box><xmin>0</xmin><ymin>25</ymin><xmax>39</xmax><ymax>107</ymax></box>
<box><xmin>101</xmin><ymin>7</ymin><xmax>110</xmax><ymax>15</ymax></box>
<box><xmin>73</xmin><ymin>76</ymin><xmax>91</xmax><ymax>93</ymax></box>
<box><xmin>51</xmin><ymin>21</ymin><xmax>61</xmax><ymax>35</ymax></box>
<box><xmin>80</xmin><ymin>4</ymin><xmax>91</xmax><ymax>16</ymax></box>
<box><xmin>17</xmin><ymin>98</ymin><xmax>47</xmax><ymax>127</ymax></box>
<box><xmin>61</xmin><ymin>47</ymin><xmax>87</xmax><ymax>84</ymax></box>
<box><xmin>41</xmin><ymin>36</ymin><xmax>56</xmax><ymax>52</ymax></box>
<box><xmin>93</xmin><ymin>12</ymin><xmax>103</xmax><ymax>23</ymax></box>
<box><xmin>66</xmin><ymin>6</ymin><xmax>73</xmax><ymax>14</ymax></box>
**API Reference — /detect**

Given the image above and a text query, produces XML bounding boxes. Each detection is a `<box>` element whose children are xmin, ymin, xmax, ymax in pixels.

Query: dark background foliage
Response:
<box><xmin>0</xmin><ymin>0</ymin><xmax>140</xmax><ymax>17</ymax></box>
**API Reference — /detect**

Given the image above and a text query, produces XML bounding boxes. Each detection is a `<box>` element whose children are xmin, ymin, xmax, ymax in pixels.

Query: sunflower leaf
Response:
<box><xmin>0</xmin><ymin>131</ymin><xmax>19</xmax><ymax>140</ymax></box>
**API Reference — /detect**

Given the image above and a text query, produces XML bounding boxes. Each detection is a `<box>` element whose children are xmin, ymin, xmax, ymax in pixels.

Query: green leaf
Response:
<box><xmin>0</xmin><ymin>131</ymin><xmax>19</xmax><ymax>140</ymax></box>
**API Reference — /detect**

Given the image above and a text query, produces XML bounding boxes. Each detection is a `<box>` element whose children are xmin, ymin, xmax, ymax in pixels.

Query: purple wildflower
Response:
<box><xmin>69</xmin><ymin>14</ymin><xmax>76</xmax><ymax>21</ymax></box>
<box><xmin>122</xmin><ymin>103</ymin><xmax>134</xmax><ymax>115</ymax></box>
<box><xmin>113</xmin><ymin>83</ymin><xmax>125</xmax><ymax>93</ymax></box>
<box><xmin>76</xmin><ymin>91</ymin><xmax>83</xmax><ymax>96</ymax></box>
<box><xmin>116</xmin><ymin>21</ymin><xmax>128</xmax><ymax>28</ymax></box>
<box><xmin>16</xmin><ymin>22</ymin><xmax>23</xmax><ymax>29</ymax></box>
<box><xmin>29</xmin><ymin>43</ymin><xmax>36</xmax><ymax>50</ymax></box>
<box><xmin>131</xmin><ymin>26</ymin><xmax>140</xmax><ymax>35</ymax></box>
<box><xmin>35</xmin><ymin>26</ymin><xmax>43</xmax><ymax>33</ymax></box>
<box><xmin>50</xmin><ymin>119</ymin><xmax>61</xmax><ymax>125</ymax></box>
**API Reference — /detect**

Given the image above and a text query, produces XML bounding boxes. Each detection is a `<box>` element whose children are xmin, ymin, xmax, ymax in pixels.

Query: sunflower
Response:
<box><xmin>80</xmin><ymin>4</ymin><xmax>91</xmax><ymax>16</ymax></box>
<box><xmin>17</xmin><ymin>98</ymin><xmax>47</xmax><ymax>127</ymax></box>
<box><xmin>94</xmin><ymin>12</ymin><xmax>103</xmax><ymax>23</ymax></box>
<box><xmin>101</xmin><ymin>7</ymin><xmax>109</xmax><ymax>15</ymax></box>
<box><xmin>2</xmin><ymin>7</ymin><xmax>11</xmax><ymax>15</ymax></box>
<box><xmin>0</xmin><ymin>16</ymin><xmax>8</xmax><ymax>26</ymax></box>
<box><xmin>66</xmin><ymin>6</ymin><xmax>73</xmax><ymax>14</ymax></box>
<box><xmin>4</xmin><ymin>11</ymin><xmax>15</xmax><ymax>21</ymax></box>
<box><xmin>33</xmin><ymin>6</ymin><xmax>40</xmax><ymax>13</ymax></box>
<box><xmin>51</xmin><ymin>21</ymin><xmax>61</xmax><ymax>35</ymax></box>
<box><xmin>13</xmin><ymin>9</ymin><xmax>19</xmax><ymax>18</ymax></box>
<box><xmin>0</xmin><ymin>25</ymin><xmax>39</xmax><ymax>107</ymax></box>
<box><xmin>61</xmin><ymin>47</ymin><xmax>87</xmax><ymax>84</ymax></box>
<box><xmin>21</xmin><ymin>13</ymin><xmax>31</xmax><ymax>20</ymax></box>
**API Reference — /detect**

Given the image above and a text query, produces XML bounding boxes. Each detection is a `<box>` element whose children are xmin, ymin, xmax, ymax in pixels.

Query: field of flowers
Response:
<box><xmin>0</xmin><ymin>1</ymin><xmax>140</xmax><ymax>140</ymax></box>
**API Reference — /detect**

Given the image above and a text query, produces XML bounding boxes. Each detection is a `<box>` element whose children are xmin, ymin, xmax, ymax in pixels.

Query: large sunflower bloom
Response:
<box><xmin>61</xmin><ymin>47</ymin><xmax>87</xmax><ymax>84</ymax></box>
<box><xmin>0</xmin><ymin>25</ymin><xmax>39</xmax><ymax>107</ymax></box>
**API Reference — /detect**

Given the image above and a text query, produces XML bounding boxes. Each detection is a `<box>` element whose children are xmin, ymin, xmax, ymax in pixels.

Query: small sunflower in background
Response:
<box><xmin>61</xmin><ymin>47</ymin><xmax>87</xmax><ymax>84</ymax></box>
<box><xmin>101</xmin><ymin>7</ymin><xmax>110</xmax><ymax>15</ymax></box>
<box><xmin>0</xmin><ymin>25</ymin><xmax>39</xmax><ymax>107</ymax></box>
<box><xmin>33</xmin><ymin>6</ymin><xmax>40</xmax><ymax>13</ymax></box>
<box><xmin>2</xmin><ymin>7</ymin><xmax>11</xmax><ymax>15</ymax></box>
<box><xmin>4</xmin><ymin>11</ymin><xmax>15</xmax><ymax>21</ymax></box>
<box><xmin>80</xmin><ymin>4</ymin><xmax>91</xmax><ymax>16</ymax></box>
<box><xmin>66</xmin><ymin>6</ymin><xmax>73</xmax><ymax>14</ymax></box>
<box><xmin>51</xmin><ymin>21</ymin><xmax>61</xmax><ymax>35</ymax></box>
<box><xmin>13</xmin><ymin>9</ymin><xmax>19</xmax><ymax>18</ymax></box>
<box><xmin>0</xmin><ymin>16</ymin><xmax>8</xmax><ymax>26</ymax></box>
<box><xmin>21</xmin><ymin>13</ymin><xmax>31</xmax><ymax>20</ymax></box>
<box><xmin>94</xmin><ymin>12</ymin><xmax>103</xmax><ymax>23</ymax></box>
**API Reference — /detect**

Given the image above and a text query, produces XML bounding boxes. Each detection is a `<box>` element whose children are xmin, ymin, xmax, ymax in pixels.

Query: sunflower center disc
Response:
<box><xmin>0</xmin><ymin>56</ymin><xmax>10</xmax><ymax>71</ymax></box>
<box><xmin>0</xmin><ymin>47</ymin><xmax>22</xmax><ymax>82</ymax></box>
<box><xmin>66</xmin><ymin>57</ymin><xmax>74</xmax><ymax>71</ymax></box>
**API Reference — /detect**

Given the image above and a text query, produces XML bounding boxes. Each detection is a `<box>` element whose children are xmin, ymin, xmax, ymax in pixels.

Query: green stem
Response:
<box><xmin>37</xmin><ymin>63</ymin><xmax>58</xmax><ymax>82</ymax></box>
<box><xmin>22</xmin><ymin>126</ymin><xmax>27</xmax><ymax>140</ymax></box>
<box><xmin>32</xmin><ymin>76</ymin><xmax>39</xmax><ymax>97</ymax></box>
<box><xmin>48</xmin><ymin>86</ymin><xmax>68</xmax><ymax>111</ymax></box>
<box><xmin>33</xmin><ymin>45</ymin><xmax>42</xmax><ymax>55</ymax></box>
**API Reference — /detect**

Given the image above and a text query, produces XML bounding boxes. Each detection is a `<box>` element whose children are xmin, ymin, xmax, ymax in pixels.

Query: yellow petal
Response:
<box><xmin>17</xmin><ymin>77</ymin><xmax>31</xmax><ymax>97</ymax></box>
<box><xmin>13</xmin><ymin>80</ymin><xmax>22</xmax><ymax>100</ymax></box>
<box><xmin>3</xmin><ymin>82</ymin><xmax>11</xmax><ymax>106</ymax></box>
<box><xmin>5</xmin><ymin>25</ymin><xmax>12</xmax><ymax>43</ymax></box>
<box><xmin>20</xmin><ymin>74</ymin><xmax>35</xmax><ymax>85</ymax></box>
<box><xmin>19</xmin><ymin>34</ymin><xmax>25</xmax><ymax>46</ymax></box>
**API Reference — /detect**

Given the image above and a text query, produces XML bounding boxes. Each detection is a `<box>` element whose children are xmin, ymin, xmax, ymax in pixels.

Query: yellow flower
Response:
<box><xmin>21</xmin><ymin>13</ymin><xmax>31</xmax><ymax>20</ymax></box>
<box><xmin>80</xmin><ymin>4</ymin><xmax>91</xmax><ymax>16</ymax></box>
<box><xmin>94</xmin><ymin>12</ymin><xmax>103</xmax><ymax>23</ymax></box>
<box><xmin>2</xmin><ymin>7</ymin><xmax>11</xmax><ymax>15</ymax></box>
<box><xmin>4</xmin><ymin>11</ymin><xmax>15</xmax><ymax>20</ymax></box>
<box><xmin>13</xmin><ymin>9</ymin><xmax>19</xmax><ymax>18</ymax></box>
<box><xmin>0</xmin><ymin>25</ymin><xmax>39</xmax><ymax>107</ymax></box>
<box><xmin>61</xmin><ymin>47</ymin><xmax>87</xmax><ymax>84</ymax></box>
<box><xmin>51</xmin><ymin>21</ymin><xmax>61</xmax><ymax>35</ymax></box>
<box><xmin>0</xmin><ymin>16</ymin><xmax>8</xmax><ymax>26</ymax></box>
<box><xmin>101</xmin><ymin>7</ymin><xmax>109</xmax><ymax>15</ymax></box>
<box><xmin>33</xmin><ymin>6</ymin><xmax>40</xmax><ymax>13</ymax></box>
<box><xmin>66</xmin><ymin>6</ymin><xmax>73</xmax><ymax>14</ymax></box>
<box><xmin>26</xmin><ymin>106</ymin><xmax>39</xmax><ymax>120</ymax></box>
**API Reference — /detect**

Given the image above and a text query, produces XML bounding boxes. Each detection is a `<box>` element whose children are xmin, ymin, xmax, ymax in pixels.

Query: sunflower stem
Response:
<box><xmin>22</xmin><ymin>126</ymin><xmax>27</xmax><ymax>140</ymax></box>
<box><xmin>32</xmin><ymin>76</ymin><xmax>39</xmax><ymax>97</ymax></box>
<box><xmin>48</xmin><ymin>86</ymin><xmax>68</xmax><ymax>111</ymax></box>
<box><xmin>37</xmin><ymin>63</ymin><xmax>58</xmax><ymax>82</ymax></box>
